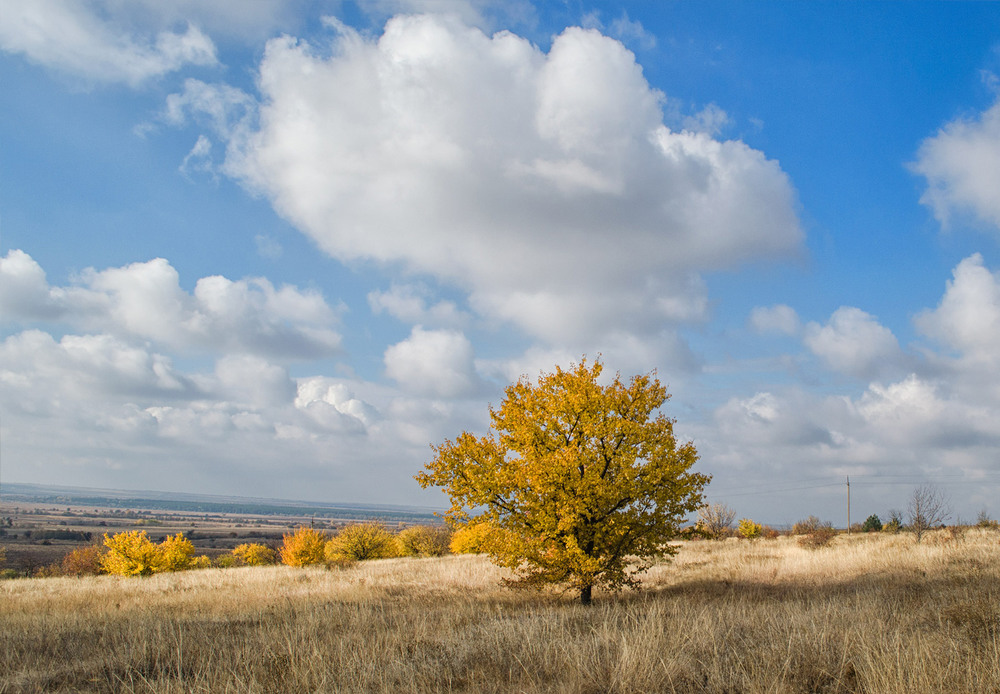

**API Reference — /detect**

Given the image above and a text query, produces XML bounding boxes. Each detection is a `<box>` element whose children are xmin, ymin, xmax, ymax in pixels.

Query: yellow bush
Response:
<box><xmin>100</xmin><ymin>531</ymin><xmax>196</xmax><ymax>576</ymax></box>
<box><xmin>101</xmin><ymin>531</ymin><xmax>164</xmax><ymax>576</ymax></box>
<box><xmin>396</xmin><ymin>525</ymin><xmax>452</xmax><ymax>557</ymax></box>
<box><xmin>738</xmin><ymin>518</ymin><xmax>763</xmax><ymax>540</ymax></box>
<box><xmin>280</xmin><ymin>527</ymin><xmax>328</xmax><ymax>567</ymax></box>
<box><xmin>158</xmin><ymin>533</ymin><xmax>195</xmax><ymax>572</ymax></box>
<box><xmin>449</xmin><ymin>522</ymin><xmax>499</xmax><ymax>555</ymax></box>
<box><xmin>326</xmin><ymin>522</ymin><xmax>398</xmax><ymax>562</ymax></box>
<box><xmin>190</xmin><ymin>555</ymin><xmax>213</xmax><ymax>569</ymax></box>
<box><xmin>231</xmin><ymin>543</ymin><xmax>278</xmax><ymax>566</ymax></box>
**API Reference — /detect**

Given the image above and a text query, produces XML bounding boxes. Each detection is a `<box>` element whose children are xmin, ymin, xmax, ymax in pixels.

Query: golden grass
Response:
<box><xmin>2</xmin><ymin>528</ymin><xmax>999</xmax><ymax>693</ymax></box>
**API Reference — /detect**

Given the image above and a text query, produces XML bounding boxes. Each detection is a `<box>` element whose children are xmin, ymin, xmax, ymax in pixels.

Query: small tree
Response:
<box><xmin>279</xmin><ymin>526</ymin><xmax>328</xmax><ymax>567</ymax></box>
<box><xmin>883</xmin><ymin>509</ymin><xmax>903</xmax><ymax>533</ymax></box>
<box><xmin>418</xmin><ymin>358</ymin><xmax>708</xmax><ymax>605</ymax></box>
<box><xmin>61</xmin><ymin>545</ymin><xmax>106</xmax><ymax>576</ymax></box>
<box><xmin>907</xmin><ymin>485</ymin><xmax>950</xmax><ymax>543</ymax></box>
<box><xmin>861</xmin><ymin>514</ymin><xmax>882</xmax><ymax>533</ymax></box>
<box><xmin>737</xmin><ymin>518</ymin><xmax>762</xmax><ymax>540</ymax></box>
<box><xmin>397</xmin><ymin>525</ymin><xmax>452</xmax><ymax>557</ymax></box>
<box><xmin>327</xmin><ymin>522</ymin><xmax>398</xmax><ymax>561</ymax></box>
<box><xmin>697</xmin><ymin>503</ymin><xmax>736</xmax><ymax>539</ymax></box>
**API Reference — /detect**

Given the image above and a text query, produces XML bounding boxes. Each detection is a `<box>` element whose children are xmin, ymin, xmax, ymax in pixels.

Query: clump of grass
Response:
<box><xmin>2</xmin><ymin>530</ymin><xmax>999</xmax><ymax>692</ymax></box>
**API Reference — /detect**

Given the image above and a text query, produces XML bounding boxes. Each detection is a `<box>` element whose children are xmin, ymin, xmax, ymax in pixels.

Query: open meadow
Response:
<box><xmin>3</xmin><ymin>528</ymin><xmax>1000</xmax><ymax>693</ymax></box>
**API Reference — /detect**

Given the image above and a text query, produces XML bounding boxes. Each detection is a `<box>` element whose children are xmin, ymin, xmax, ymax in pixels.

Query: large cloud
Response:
<box><xmin>916</xmin><ymin>253</ymin><xmax>1000</xmax><ymax>362</ymax></box>
<box><xmin>0</xmin><ymin>250</ymin><xmax>342</xmax><ymax>359</ymax></box>
<box><xmin>384</xmin><ymin>326</ymin><xmax>481</xmax><ymax>398</ymax></box>
<box><xmin>912</xmin><ymin>96</ymin><xmax>1000</xmax><ymax>231</ymax></box>
<box><xmin>224</xmin><ymin>14</ymin><xmax>802</xmax><ymax>343</ymax></box>
<box><xmin>0</xmin><ymin>0</ymin><xmax>217</xmax><ymax>86</ymax></box>
<box><xmin>803</xmin><ymin>307</ymin><xmax>902</xmax><ymax>379</ymax></box>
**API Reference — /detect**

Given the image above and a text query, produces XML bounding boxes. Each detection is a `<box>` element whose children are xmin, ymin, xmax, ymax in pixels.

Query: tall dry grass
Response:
<box><xmin>2</xmin><ymin>528</ymin><xmax>999</xmax><ymax>693</ymax></box>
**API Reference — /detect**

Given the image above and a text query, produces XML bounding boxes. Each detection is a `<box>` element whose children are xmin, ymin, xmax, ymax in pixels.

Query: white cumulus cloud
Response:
<box><xmin>804</xmin><ymin>307</ymin><xmax>901</xmax><ymax>379</ymax></box>
<box><xmin>916</xmin><ymin>253</ymin><xmax>1000</xmax><ymax>361</ymax></box>
<box><xmin>912</xmin><ymin>95</ymin><xmax>1000</xmax><ymax>232</ymax></box>
<box><xmin>0</xmin><ymin>250</ymin><xmax>342</xmax><ymax>359</ymax></box>
<box><xmin>368</xmin><ymin>283</ymin><xmax>468</xmax><ymax>327</ymax></box>
<box><xmin>384</xmin><ymin>326</ymin><xmax>481</xmax><ymax>398</ymax></box>
<box><xmin>225</xmin><ymin>14</ymin><xmax>802</xmax><ymax>344</ymax></box>
<box><xmin>0</xmin><ymin>0</ymin><xmax>217</xmax><ymax>87</ymax></box>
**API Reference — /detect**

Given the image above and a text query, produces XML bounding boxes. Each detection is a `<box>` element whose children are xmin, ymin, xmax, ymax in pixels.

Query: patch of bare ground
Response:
<box><xmin>2</xmin><ymin>529</ymin><xmax>999</xmax><ymax>693</ymax></box>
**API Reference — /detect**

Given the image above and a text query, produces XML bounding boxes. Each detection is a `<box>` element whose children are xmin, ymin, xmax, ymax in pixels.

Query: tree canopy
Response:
<box><xmin>416</xmin><ymin>357</ymin><xmax>709</xmax><ymax>604</ymax></box>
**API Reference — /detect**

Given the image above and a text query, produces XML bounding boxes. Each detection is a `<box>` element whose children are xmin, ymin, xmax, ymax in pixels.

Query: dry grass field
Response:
<box><xmin>2</xmin><ymin>528</ymin><xmax>999</xmax><ymax>693</ymax></box>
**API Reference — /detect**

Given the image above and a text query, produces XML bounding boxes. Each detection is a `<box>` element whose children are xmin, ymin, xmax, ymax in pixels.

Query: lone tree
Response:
<box><xmin>907</xmin><ymin>484</ymin><xmax>950</xmax><ymax>543</ymax></box>
<box><xmin>697</xmin><ymin>502</ymin><xmax>736</xmax><ymax>539</ymax></box>
<box><xmin>416</xmin><ymin>358</ymin><xmax>709</xmax><ymax>605</ymax></box>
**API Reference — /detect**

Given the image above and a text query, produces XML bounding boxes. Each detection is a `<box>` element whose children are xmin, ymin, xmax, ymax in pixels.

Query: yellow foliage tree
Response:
<box><xmin>449</xmin><ymin>522</ymin><xmax>502</xmax><ymax>555</ymax></box>
<box><xmin>101</xmin><ymin>530</ymin><xmax>165</xmax><ymax>576</ymax></box>
<box><xmin>417</xmin><ymin>357</ymin><xmax>709</xmax><ymax>605</ymax></box>
<box><xmin>326</xmin><ymin>522</ymin><xmax>398</xmax><ymax>561</ymax></box>
<box><xmin>279</xmin><ymin>526</ymin><xmax>328</xmax><ymax>567</ymax></box>
<box><xmin>396</xmin><ymin>525</ymin><xmax>452</xmax><ymax>557</ymax></box>
<box><xmin>231</xmin><ymin>543</ymin><xmax>278</xmax><ymax>566</ymax></box>
<box><xmin>158</xmin><ymin>533</ymin><xmax>195</xmax><ymax>572</ymax></box>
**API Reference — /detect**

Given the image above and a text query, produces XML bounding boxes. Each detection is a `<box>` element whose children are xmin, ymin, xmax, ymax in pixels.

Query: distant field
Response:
<box><xmin>3</xmin><ymin>529</ymin><xmax>999</xmax><ymax>693</ymax></box>
<box><xmin>0</xmin><ymin>483</ymin><xmax>441</xmax><ymax>573</ymax></box>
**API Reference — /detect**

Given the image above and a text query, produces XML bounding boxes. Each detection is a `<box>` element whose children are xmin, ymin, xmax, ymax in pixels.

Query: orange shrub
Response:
<box><xmin>280</xmin><ymin>527</ymin><xmax>328</xmax><ymax>567</ymax></box>
<box><xmin>61</xmin><ymin>545</ymin><xmax>106</xmax><ymax>576</ymax></box>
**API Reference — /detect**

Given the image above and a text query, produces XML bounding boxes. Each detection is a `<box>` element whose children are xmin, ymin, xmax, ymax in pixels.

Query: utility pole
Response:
<box><xmin>846</xmin><ymin>476</ymin><xmax>851</xmax><ymax>535</ymax></box>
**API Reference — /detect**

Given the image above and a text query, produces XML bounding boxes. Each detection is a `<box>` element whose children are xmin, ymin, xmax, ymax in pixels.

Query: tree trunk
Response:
<box><xmin>580</xmin><ymin>584</ymin><xmax>593</xmax><ymax>605</ymax></box>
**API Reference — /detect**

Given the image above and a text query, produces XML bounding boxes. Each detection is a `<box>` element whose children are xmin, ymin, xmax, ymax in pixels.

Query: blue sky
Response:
<box><xmin>3</xmin><ymin>1</ymin><xmax>1000</xmax><ymax>525</ymax></box>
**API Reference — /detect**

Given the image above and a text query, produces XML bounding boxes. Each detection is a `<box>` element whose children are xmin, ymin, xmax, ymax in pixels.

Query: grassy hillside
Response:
<box><xmin>3</xmin><ymin>529</ymin><xmax>999</xmax><ymax>693</ymax></box>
